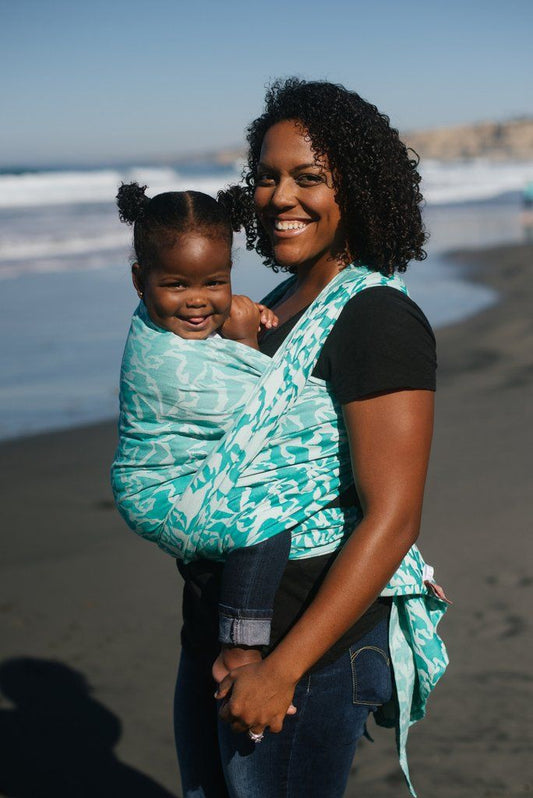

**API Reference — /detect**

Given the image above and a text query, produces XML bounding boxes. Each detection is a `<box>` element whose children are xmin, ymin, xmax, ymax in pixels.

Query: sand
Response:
<box><xmin>1</xmin><ymin>243</ymin><xmax>532</xmax><ymax>797</ymax></box>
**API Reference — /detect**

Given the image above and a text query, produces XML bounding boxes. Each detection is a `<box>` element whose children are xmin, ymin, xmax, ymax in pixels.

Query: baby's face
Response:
<box><xmin>134</xmin><ymin>234</ymin><xmax>232</xmax><ymax>339</ymax></box>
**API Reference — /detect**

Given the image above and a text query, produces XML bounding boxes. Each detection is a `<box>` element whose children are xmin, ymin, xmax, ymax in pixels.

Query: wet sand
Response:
<box><xmin>1</xmin><ymin>243</ymin><xmax>532</xmax><ymax>797</ymax></box>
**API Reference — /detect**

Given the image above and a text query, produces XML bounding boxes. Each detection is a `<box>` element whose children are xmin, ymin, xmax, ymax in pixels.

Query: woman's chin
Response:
<box><xmin>271</xmin><ymin>246</ymin><xmax>302</xmax><ymax>271</ymax></box>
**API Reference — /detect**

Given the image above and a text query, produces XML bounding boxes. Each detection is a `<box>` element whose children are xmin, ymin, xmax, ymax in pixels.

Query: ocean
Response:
<box><xmin>1</xmin><ymin>159</ymin><xmax>532</xmax><ymax>441</ymax></box>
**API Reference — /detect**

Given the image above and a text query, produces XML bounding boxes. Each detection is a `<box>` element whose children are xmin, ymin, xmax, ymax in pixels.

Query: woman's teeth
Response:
<box><xmin>274</xmin><ymin>220</ymin><xmax>308</xmax><ymax>231</ymax></box>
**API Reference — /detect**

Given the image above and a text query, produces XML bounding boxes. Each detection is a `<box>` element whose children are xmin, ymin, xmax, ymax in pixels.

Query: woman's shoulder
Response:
<box><xmin>335</xmin><ymin>285</ymin><xmax>435</xmax><ymax>341</ymax></box>
<box><xmin>315</xmin><ymin>285</ymin><xmax>437</xmax><ymax>402</ymax></box>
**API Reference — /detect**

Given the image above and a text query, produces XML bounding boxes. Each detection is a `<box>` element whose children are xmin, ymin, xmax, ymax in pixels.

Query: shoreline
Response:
<box><xmin>1</xmin><ymin>241</ymin><xmax>532</xmax><ymax>797</ymax></box>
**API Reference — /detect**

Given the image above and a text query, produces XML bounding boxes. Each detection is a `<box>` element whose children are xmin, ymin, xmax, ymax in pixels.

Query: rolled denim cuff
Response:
<box><xmin>218</xmin><ymin>604</ymin><xmax>272</xmax><ymax>646</ymax></box>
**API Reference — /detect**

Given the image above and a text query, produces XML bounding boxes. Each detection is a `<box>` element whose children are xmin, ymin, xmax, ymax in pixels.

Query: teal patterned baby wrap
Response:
<box><xmin>112</xmin><ymin>264</ymin><xmax>448</xmax><ymax>795</ymax></box>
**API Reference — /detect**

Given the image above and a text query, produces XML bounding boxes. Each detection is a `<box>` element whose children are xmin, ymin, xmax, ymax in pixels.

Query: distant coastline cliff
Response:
<box><xmin>175</xmin><ymin>118</ymin><xmax>533</xmax><ymax>167</ymax></box>
<box><xmin>404</xmin><ymin>118</ymin><xmax>533</xmax><ymax>161</ymax></box>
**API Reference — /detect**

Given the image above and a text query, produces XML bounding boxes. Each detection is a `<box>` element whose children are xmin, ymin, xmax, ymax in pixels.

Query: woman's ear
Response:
<box><xmin>131</xmin><ymin>262</ymin><xmax>144</xmax><ymax>298</ymax></box>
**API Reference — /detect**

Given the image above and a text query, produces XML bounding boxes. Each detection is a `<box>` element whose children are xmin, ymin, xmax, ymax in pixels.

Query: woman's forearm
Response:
<box><xmin>264</xmin><ymin>511</ymin><xmax>419</xmax><ymax>683</ymax></box>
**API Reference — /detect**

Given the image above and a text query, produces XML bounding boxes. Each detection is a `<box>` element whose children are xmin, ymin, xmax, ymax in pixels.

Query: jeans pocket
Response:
<box><xmin>350</xmin><ymin>633</ymin><xmax>392</xmax><ymax>707</ymax></box>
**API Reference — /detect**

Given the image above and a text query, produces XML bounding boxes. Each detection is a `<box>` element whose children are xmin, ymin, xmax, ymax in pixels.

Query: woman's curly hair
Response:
<box><xmin>238</xmin><ymin>77</ymin><xmax>427</xmax><ymax>274</ymax></box>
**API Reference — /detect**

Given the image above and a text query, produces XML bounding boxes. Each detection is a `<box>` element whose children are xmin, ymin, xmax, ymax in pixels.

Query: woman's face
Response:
<box><xmin>254</xmin><ymin>119</ymin><xmax>343</xmax><ymax>273</ymax></box>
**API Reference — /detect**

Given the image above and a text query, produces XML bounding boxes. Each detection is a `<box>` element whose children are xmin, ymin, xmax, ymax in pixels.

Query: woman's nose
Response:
<box><xmin>270</xmin><ymin>177</ymin><xmax>296</xmax><ymax>208</ymax></box>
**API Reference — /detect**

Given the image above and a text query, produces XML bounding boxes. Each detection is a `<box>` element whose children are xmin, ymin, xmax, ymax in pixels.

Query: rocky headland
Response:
<box><xmin>404</xmin><ymin>117</ymin><xmax>533</xmax><ymax>161</ymax></box>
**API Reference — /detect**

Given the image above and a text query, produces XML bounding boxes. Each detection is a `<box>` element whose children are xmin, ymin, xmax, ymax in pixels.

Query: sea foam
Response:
<box><xmin>422</xmin><ymin>159</ymin><xmax>533</xmax><ymax>205</ymax></box>
<box><xmin>0</xmin><ymin>166</ymin><xmax>237</xmax><ymax>209</ymax></box>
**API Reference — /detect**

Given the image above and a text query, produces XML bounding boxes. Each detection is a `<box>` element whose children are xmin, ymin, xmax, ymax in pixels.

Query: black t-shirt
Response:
<box><xmin>179</xmin><ymin>285</ymin><xmax>436</xmax><ymax>670</ymax></box>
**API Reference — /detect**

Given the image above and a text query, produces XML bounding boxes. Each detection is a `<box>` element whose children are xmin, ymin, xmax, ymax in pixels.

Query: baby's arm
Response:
<box><xmin>221</xmin><ymin>295</ymin><xmax>278</xmax><ymax>349</ymax></box>
<box><xmin>212</xmin><ymin>530</ymin><xmax>292</xmax><ymax>683</ymax></box>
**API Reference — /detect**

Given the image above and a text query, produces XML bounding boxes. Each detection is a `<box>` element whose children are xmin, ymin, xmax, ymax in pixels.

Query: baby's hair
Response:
<box><xmin>117</xmin><ymin>182</ymin><xmax>247</xmax><ymax>271</ymax></box>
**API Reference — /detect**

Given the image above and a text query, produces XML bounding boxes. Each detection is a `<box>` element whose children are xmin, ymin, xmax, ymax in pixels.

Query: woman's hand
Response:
<box><xmin>215</xmin><ymin>659</ymin><xmax>297</xmax><ymax>735</ymax></box>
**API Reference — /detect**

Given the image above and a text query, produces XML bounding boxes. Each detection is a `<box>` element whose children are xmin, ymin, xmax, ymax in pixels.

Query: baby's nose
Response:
<box><xmin>186</xmin><ymin>292</ymin><xmax>207</xmax><ymax>307</ymax></box>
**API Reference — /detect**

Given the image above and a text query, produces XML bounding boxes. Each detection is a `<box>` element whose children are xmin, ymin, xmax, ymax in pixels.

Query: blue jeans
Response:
<box><xmin>174</xmin><ymin>618</ymin><xmax>392</xmax><ymax>798</ymax></box>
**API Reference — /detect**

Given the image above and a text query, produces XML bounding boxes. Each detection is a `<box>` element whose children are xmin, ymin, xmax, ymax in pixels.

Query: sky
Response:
<box><xmin>1</xmin><ymin>0</ymin><xmax>532</xmax><ymax>167</ymax></box>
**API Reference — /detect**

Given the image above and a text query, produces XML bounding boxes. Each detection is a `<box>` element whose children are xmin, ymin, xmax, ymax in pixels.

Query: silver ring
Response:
<box><xmin>247</xmin><ymin>729</ymin><xmax>265</xmax><ymax>743</ymax></box>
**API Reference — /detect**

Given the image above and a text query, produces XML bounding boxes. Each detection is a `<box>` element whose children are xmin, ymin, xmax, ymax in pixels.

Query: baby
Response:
<box><xmin>113</xmin><ymin>182</ymin><xmax>291</xmax><ymax>680</ymax></box>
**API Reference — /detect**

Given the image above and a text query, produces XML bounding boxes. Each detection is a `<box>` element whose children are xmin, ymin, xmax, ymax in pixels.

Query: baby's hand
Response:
<box><xmin>220</xmin><ymin>295</ymin><xmax>261</xmax><ymax>346</ymax></box>
<box><xmin>256</xmin><ymin>304</ymin><xmax>279</xmax><ymax>331</ymax></box>
<box><xmin>221</xmin><ymin>296</ymin><xmax>278</xmax><ymax>348</ymax></box>
<box><xmin>212</xmin><ymin>645</ymin><xmax>263</xmax><ymax>685</ymax></box>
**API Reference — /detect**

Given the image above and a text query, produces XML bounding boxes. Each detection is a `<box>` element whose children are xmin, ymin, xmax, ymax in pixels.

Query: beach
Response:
<box><xmin>1</xmin><ymin>242</ymin><xmax>531</xmax><ymax>797</ymax></box>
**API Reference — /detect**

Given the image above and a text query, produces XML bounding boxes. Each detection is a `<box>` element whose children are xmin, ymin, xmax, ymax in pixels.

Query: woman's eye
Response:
<box><xmin>296</xmin><ymin>173</ymin><xmax>324</xmax><ymax>185</ymax></box>
<box><xmin>255</xmin><ymin>174</ymin><xmax>276</xmax><ymax>186</ymax></box>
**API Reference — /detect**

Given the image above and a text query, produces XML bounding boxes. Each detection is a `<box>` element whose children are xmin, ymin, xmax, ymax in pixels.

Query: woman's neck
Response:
<box><xmin>272</xmin><ymin>257</ymin><xmax>345</xmax><ymax>324</ymax></box>
<box><xmin>296</xmin><ymin>258</ymin><xmax>344</xmax><ymax>290</ymax></box>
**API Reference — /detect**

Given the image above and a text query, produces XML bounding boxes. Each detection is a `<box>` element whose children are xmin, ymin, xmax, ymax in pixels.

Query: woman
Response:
<box><xmin>174</xmin><ymin>78</ymin><xmax>444</xmax><ymax>798</ymax></box>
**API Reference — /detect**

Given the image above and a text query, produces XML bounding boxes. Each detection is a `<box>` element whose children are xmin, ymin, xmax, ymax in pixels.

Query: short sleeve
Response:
<box><xmin>314</xmin><ymin>287</ymin><xmax>437</xmax><ymax>403</ymax></box>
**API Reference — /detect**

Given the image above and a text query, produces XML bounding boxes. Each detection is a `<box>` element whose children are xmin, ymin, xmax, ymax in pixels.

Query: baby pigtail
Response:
<box><xmin>116</xmin><ymin>182</ymin><xmax>150</xmax><ymax>225</ymax></box>
<box><xmin>217</xmin><ymin>185</ymin><xmax>258</xmax><ymax>250</ymax></box>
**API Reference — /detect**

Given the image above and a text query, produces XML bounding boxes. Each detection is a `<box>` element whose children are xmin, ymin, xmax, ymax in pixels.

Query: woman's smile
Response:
<box><xmin>272</xmin><ymin>219</ymin><xmax>311</xmax><ymax>233</ymax></box>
